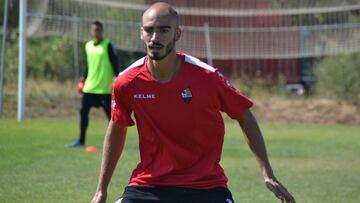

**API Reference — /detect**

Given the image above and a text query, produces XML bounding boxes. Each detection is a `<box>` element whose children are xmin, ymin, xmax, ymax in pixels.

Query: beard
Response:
<box><xmin>146</xmin><ymin>37</ymin><xmax>176</xmax><ymax>61</ymax></box>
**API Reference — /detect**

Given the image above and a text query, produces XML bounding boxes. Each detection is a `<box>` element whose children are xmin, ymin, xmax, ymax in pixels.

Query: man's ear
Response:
<box><xmin>175</xmin><ymin>28</ymin><xmax>181</xmax><ymax>41</ymax></box>
<box><xmin>140</xmin><ymin>27</ymin><xmax>144</xmax><ymax>40</ymax></box>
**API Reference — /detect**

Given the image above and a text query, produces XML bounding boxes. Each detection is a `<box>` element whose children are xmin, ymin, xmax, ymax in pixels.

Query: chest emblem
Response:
<box><xmin>181</xmin><ymin>87</ymin><xmax>192</xmax><ymax>104</ymax></box>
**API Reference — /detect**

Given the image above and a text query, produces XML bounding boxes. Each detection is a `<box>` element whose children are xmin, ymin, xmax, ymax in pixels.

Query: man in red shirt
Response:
<box><xmin>91</xmin><ymin>2</ymin><xmax>295</xmax><ymax>203</ymax></box>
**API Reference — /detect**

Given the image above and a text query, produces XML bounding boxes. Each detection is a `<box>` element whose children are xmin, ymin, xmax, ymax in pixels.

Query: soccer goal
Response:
<box><xmin>13</xmin><ymin>0</ymin><xmax>360</xmax><ymax>120</ymax></box>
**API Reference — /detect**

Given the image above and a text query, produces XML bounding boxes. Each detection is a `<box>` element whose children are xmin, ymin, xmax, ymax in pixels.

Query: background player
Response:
<box><xmin>66</xmin><ymin>21</ymin><xmax>119</xmax><ymax>148</ymax></box>
<box><xmin>91</xmin><ymin>3</ymin><xmax>295</xmax><ymax>203</ymax></box>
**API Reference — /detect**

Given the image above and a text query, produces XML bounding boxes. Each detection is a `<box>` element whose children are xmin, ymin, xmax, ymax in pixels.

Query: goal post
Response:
<box><xmin>18</xmin><ymin>0</ymin><xmax>27</xmax><ymax>121</ymax></box>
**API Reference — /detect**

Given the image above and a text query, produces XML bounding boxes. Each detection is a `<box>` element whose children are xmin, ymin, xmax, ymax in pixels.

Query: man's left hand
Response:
<box><xmin>265</xmin><ymin>177</ymin><xmax>296</xmax><ymax>203</ymax></box>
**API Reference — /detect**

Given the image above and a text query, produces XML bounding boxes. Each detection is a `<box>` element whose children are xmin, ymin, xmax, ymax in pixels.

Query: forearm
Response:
<box><xmin>237</xmin><ymin>110</ymin><xmax>274</xmax><ymax>179</ymax></box>
<box><xmin>96</xmin><ymin>121</ymin><xmax>127</xmax><ymax>192</ymax></box>
<box><xmin>82</xmin><ymin>65</ymin><xmax>87</xmax><ymax>80</ymax></box>
<box><xmin>108</xmin><ymin>43</ymin><xmax>120</xmax><ymax>76</ymax></box>
<box><xmin>83</xmin><ymin>51</ymin><xmax>88</xmax><ymax>79</ymax></box>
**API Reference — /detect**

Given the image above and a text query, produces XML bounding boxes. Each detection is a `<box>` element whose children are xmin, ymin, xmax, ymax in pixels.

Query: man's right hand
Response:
<box><xmin>91</xmin><ymin>191</ymin><xmax>107</xmax><ymax>203</ymax></box>
<box><xmin>77</xmin><ymin>78</ymin><xmax>85</xmax><ymax>94</ymax></box>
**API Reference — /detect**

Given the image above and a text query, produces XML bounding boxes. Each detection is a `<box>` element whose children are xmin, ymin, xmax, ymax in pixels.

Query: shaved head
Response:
<box><xmin>141</xmin><ymin>2</ymin><xmax>181</xmax><ymax>61</ymax></box>
<box><xmin>142</xmin><ymin>2</ymin><xmax>179</xmax><ymax>27</ymax></box>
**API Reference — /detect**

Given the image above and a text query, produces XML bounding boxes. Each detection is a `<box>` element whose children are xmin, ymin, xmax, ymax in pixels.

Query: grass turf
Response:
<box><xmin>0</xmin><ymin>119</ymin><xmax>359</xmax><ymax>203</ymax></box>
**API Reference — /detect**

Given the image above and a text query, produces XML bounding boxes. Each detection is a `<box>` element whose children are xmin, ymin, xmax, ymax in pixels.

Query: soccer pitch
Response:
<box><xmin>0</xmin><ymin>119</ymin><xmax>359</xmax><ymax>203</ymax></box>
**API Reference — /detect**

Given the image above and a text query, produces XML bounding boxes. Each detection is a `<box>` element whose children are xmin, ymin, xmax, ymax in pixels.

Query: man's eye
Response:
<box><xmin>144</xmin><ymin>28</ymin><xmax>153</xmax><ymax>33</ymax></box>
<box><xmin>160</xmin><ymin>29</ymin><xmax>169</xmax><ymax>33</ymax></box>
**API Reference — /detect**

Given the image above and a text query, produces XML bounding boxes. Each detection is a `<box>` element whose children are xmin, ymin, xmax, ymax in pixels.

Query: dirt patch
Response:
<box><xmin>251</xmin><ymin>97</ymin><xmax>360</xmax><ymax>125</ymax></box>
<box><xmin>2</xmin><ymin>79</ymin><xmax>359</xmax><ymax>125</ymax></box>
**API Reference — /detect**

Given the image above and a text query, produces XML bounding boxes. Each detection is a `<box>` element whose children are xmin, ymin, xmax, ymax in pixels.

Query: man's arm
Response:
<box><xmin>76</xmin><ymin>49</ymin><xmax>87</xmax><ymax>94</ymax></box>
<box><xmin>237</xmin><ymin>109</ymin><xmax>296</xmax><ymax>203</ymax></box>
<box><xmin>83</xmin><ymin>50</ymin><xmax>88</xmax><ymax>79</ymax></box>
<box><xmin>108</xmin><ymin>43</ymin><xmax>120</xmax><ymax>76</ymax></box>
<box><xmin>91</xmin><ymin>120</ymin><xmax>128</xmax><ymax>203</ymax></box>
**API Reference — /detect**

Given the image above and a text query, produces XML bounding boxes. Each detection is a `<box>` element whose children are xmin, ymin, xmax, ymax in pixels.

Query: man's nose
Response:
<box><xmin>150</xmin><ymin>31</ymin><xmax>160</xmax><ymax>42</ymax></box>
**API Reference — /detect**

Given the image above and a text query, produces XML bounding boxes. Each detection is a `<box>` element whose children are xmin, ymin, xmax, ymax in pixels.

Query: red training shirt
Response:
<box><xmin>111</xmin><ymin>52</ymin><xmax>253</xmax><ymax>189</ymax></box>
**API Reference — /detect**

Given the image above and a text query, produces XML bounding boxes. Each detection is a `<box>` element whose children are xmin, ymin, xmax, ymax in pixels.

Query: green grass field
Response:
<box><xmin>0</xmin><ymin>119</ymin><xmax>359</xmax><ymax>203</ymax></box>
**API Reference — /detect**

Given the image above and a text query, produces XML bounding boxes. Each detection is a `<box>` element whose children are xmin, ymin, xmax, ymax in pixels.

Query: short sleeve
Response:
<box><xmin>213</xmin><ymin>70</ymin><xmax>253</xmax><ymax>119</ymax></box>
<box><xmin>111</xmin><ymin>83</ymin><xmax>135</xmax><ymax>126</ymax></box>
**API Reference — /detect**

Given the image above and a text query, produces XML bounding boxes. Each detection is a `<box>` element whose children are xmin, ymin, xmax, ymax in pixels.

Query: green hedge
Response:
<box><xmin>316</xmin><ymin>52</ymin><xmax>360</xmax><ymax>104</ymax></box>
<box><xmin>3</xmin><ymin>36</ymin><xmax>144</xmax><ymax>82</ymax></box>
<box><xmin>4</xmin><ymin>36</ymin><xmax>74</xmax><ymax>81</ymax></box>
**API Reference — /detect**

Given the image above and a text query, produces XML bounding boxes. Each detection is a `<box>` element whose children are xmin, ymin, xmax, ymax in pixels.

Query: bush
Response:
<box><xmin>316</xmin><ymin>53</ymin><xmax>360</xmax><ymax>104</ymax></box>
<box><xmin>3</xmin><ymin>36</ymin><xmax>144</xmax><ymax>83</ymax></box>
<box><xmin>5</xmin><ymin>36</ymin><xmax>75</xmax><ymax>82</ymax></box>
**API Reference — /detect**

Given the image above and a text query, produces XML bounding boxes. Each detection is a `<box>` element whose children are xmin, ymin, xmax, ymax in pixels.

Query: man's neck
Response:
<box><xmin>93</xmin><ymin>37</ymin><xmax>103</xmax><ymax>45</ymax></box>
<box><xmin>147</xmin><ymin>50</ymin><xmax>180</xmax><ymax>83</ymax></box>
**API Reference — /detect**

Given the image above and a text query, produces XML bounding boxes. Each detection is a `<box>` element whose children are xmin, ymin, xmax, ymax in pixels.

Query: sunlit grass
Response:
<box><xmin>0</xmin><ymin>119</ymin><xmax>359</xmax><ymax>202</ymax></box>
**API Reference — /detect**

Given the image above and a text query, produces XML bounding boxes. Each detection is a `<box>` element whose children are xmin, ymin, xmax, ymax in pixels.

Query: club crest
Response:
<box><xmin>181</xmin><ymin>87</ymin><xmax>192</xmax><ymax>104</ymax></box>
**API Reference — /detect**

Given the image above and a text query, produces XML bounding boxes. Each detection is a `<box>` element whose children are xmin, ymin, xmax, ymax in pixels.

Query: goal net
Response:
<box><xmin>26</xmin><ymin>0</ymin><xmax>360</xmax><ymax>61</ymax></box>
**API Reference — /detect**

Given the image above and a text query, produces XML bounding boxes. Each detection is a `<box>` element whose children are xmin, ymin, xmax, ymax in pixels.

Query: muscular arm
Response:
<box><xmin>91</xmin><ymin>120</ymin><xmax>128</xmax><ymax>203</ymax></box>
<box><xmin>237</xmin><ymin>109</ymin><xmax>296</xmax><ymax>203</ymax></box>
<box><xmin>237</xmin><ymin>109</ymin><xmax>274</xmax><ymax>179</ymax></box>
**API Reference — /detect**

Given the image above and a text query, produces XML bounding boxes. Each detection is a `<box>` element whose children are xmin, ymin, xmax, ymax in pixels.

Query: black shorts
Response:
<box><xmin>81</xmin><ymin>93</ymin><xmax>111</xmax><ymax>109</ymax></box>
<box><xmin>120</xmin><ymin>186</ymin><xmax>235</xmax><ymax>203</ymax></box>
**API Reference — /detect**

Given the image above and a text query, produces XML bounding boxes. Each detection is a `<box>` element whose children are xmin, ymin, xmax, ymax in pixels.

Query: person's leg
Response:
<box><xmin>79</xmin><ymin>93</ymin><xmax>93</xmax><ymax>144</ymax></box>
<box><xmin>65</xmin><ymin>93</ymin><xmax>93</xmax><ymax>148</ymax></box>
<box><xmin>100</xmin><ymin>94</ymin><xmax>112</xmax><ymax>120</ymax></box>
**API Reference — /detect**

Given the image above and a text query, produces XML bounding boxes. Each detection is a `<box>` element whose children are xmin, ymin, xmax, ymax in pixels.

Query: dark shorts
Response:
<box><xmin>120</xmin><ymin>186</ymin><xmax>235</xmax><ymax>203</ymax></box>
<box><xmin>81</xmin><ymin>93</ymin><xmax>111</xmax><ymax>109</ymax></box>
